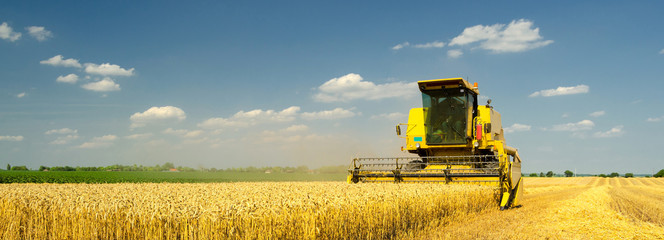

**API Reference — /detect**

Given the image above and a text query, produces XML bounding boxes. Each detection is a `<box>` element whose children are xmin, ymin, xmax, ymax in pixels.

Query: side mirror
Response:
<box><xmin>396</xmin><ymin>125</ymin><xmax>401</xmax><ymax>136</ymax></box>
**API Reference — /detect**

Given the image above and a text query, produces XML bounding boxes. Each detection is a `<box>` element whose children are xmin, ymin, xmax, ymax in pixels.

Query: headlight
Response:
<box><xmin>415</xmin><ymin>143</ymin><xmax>421</xmax><ymax>149</ymax></box>
<box><xmin>473</xmin><ymin>141</ymin><xmax>479</xmax><ymax>147</ymax></box>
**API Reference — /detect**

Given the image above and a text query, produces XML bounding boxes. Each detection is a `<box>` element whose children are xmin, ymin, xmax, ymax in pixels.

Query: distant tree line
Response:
<box><xmin>28</xmin><ymin>162</ymin><xmax>197</xmax><ymax>172</ymax></box>
<box><xmin>525</xmin><ymin>169</ymin><xmax>663</xmax><ymax>178</ymax></box>
<box><xmin>5</xmin><ymin>163</ymin><xmax>348</xmax><ymax>174</ymax></box>
<box><xmin>527</xmin><ymin>171</ymin><xmax>556</xmax><ymax>177</ymax></box>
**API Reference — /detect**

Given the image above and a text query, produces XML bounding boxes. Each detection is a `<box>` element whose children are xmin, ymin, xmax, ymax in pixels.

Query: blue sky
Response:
<box><xmin>1</xmin><ymin>1</ymin><xmax>663</xmax><ymax>174</ymax></box>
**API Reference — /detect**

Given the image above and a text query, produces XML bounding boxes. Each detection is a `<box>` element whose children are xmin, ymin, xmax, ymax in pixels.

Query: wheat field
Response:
<box><xmin>0</xmin><ymin>182</ymin><xmax>495</xmax><ymax>239</ymax></box>
<box><xmin>1</xmin><ymin>178</ymin><xmax>663</xmax><ymax>239</ymax></box>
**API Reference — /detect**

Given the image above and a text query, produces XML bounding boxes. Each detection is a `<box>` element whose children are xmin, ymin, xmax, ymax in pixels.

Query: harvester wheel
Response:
<box><xmin>351</xmin><ymin>176</ymin><xmax>359</xmax><ymax>183</ymax></box>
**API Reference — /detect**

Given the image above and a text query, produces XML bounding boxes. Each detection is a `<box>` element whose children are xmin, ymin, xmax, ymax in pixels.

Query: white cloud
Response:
<box><xmin>198</xmin><ymin>106</ymin><xmax>300</xmax><ymax>129</ymax></box>
<box><xmin>283</xmin><ymin>124</ymin><xmax>309</xmax><ymax>132</ymax></box>
<box><xmin>81</xmin><ymin>77</ymin><xmax>120</xmax><ymax>92</ymax></box>
<box><xmin>163</xmin><ymin>128</ymin><xmax>205</xmax><ymax>138</ymax></box>
<box><xmin>646</xmin><ymin>116</ymin><xmax>663</xmax><ymax>122</ymax></box>
<box><xmin>84</xmin><ymin>63</ymin><xmax>135</xmax><ymax>76</ymax></box>
<box><xmin>0</xmin><ymin>22</ymin><xmax>21</xmax><ymax>42</ymax></box>
<box><xmin>504</xmin><ymin>123</ymin><xmax>532</xmax><ymax>133</ymax></box>
<box><xmin>447</xmin><ymin>49</ymin><xmax>463</xmax><ymax>58</ymax></box>
<box><xmin>234</xmin><ymin>106</ymin><xmax>300</xmax><ymax>121</ymax></box>
<box><xmin>97</xmin><ymin>135</ymin><xmax>118</xmax><ymax>141</ymax></box>
<box><xmin>45</xmin><ymin>128</ymin><xmax>79</xmax><ymax>145</ymax></box>
<box><xmin>593</xmin><ymin>125</ymin><xmax>624</xmax><ymax>138</ymax></box>
<box><xmin>302</xmin><ymin>108</ymin><xmax>357</xmax><ymax>120</ymax></box>
<box><xmin>660</xmin><ymin>49</ymin><xmax>664</xmax><ymax>54</ymax></box>
<box><xmin>45</xmin><ymin>128</ymin><xmax>78</xmax><ymax>135</ymax></box>
<box><xmin>449</xmin><ymin>19</ymin><xmax>553</xmax><ymax>53</ymax></box>
<box><xmin>589</xmin><ymin>110</ymin><xmax>605</xmax><ymax>117</ymax></box>
<box><xmin>314</xmin><ymin>73</ymin><xmax>418</xmax><ymax>102</ymax></box>
<box><xmin>551</xmin><ymin>120</ymin><xmax>594</xmax><ymax>132</ymax></box>
<box><xmin>130</xmin><ymin>106</ymin><xmax>186</xmax><ymax>128</ymax></box>
<box><xmin>413</xmin><ymin>41</ymin><xmax>445</xmax><ymax>49</ymax></box>
<box><xmin>78</xmin><ymin>135</ymin><xmax>117</xmax><ymax>149</ymax></box>
<box><xmin>392</xmin><ymin>41</ymin><xmax>444</xmax><ymax>50</ymax></box>
<box><xmin>50</xmin><ymin>135</ymin><xmax>79</xmax><ymax>145</ymax></box>
<box><xmin>26</xmin><ymin>26</ymin><xmax>52</xmax><ymax>41</ymax></box>
<box><xmin>16</xmin><ymin>92</ymin><xmax>26</xmax><ymax>98</ymax></box>
<box><xmin>529</xmin><ymin>85</ymin><xmax>589</xmax><ymax>97</ymax></box>
<box><xmin>56</xmin><ymin>74</ymin><xmax>79</xmax><ymax>84</ymax></box>
<box><xmin>370</xmin><ymin>112</ymin><xmax>407</xmax><ymax>121</ymax></box>
<box><xmin>40</xmin><ymin>55</ymin><xmax>82</xmax><ymax>68</ymax></box>
<box><xmin>450</xmin><ymin>24</ymin><xmax>499</xmax><ymax>46</ymax></box>
<box><xmin>125</xmin><ymin>133</ymin><xmax>153</xmax><ymax>139</ymax></box>
<box><xmin>199</xmin><ymin>118</ymin><xmax>249</xmax><ymax>128</ymax></box>
<box><xmin>0</xmin><ymin>135</ymin><xmax>24</xmax><ymax>141</ymax></box>
<box><xmin>392</xmin><ymin>42</ymin><xmax>409</xmax><ymax>50</ymax></box>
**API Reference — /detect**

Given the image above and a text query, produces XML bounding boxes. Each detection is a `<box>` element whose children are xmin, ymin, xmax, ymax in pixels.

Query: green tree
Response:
<box><xmin>529</xmin><ymin>173</ymin><xmax>538</xmax><ymax>177</ymax></box>
<box><xmin>39</xmin><ymin>166</ymin><xmax>50</xmax><ymax>171</ymax></box>
<box><xmin>11</xmin><ymin>166</ymin><xmax>28</xmax><ymax>171</ymax></box>
<box><xmin>599</xmin><ymin>174</ymin><xmax>607</xmax><ymax>178</ymax></box>
<box><xmin>162</xmin><ymin>162</ymin><xmax>175</xmax><ymax>171</ymax></box>
<box><xmin>546</xmin><ymin>171</ymin><xmax>554</xmax><ymax>177</ymax></box>
<box><xmin>6</xmin><ymin>164</ymin><xmax>9</xmax><ymax>171</ymax></box>
<box><xmin>296</xmin><ymin>165</ymin><xmax>309</xmax><ymax>173</ymax></box>
<box><xmin>624</xmin><ymin>173</ymin><xmax>634</xmax><ymax>178</ymax></box>
<box><xmin>51</xmin><ymin>166</ymin><xmax>75</xmax><ymax>171</ymax></box>
<box><xmin>654</xmin><ymin>169</ymin><xmax>664</xmax><ymax>178</ymax></box>
<box><xmin>564</xmin><ymin>170</ymin><xmax>574</xmax><ymax>177</ymax></box>
<box><xmin>539</xmin><ymin>172</ymin><xmax>544</xmax><ymax>177</ymax></box>
<box><xmin>609</xmin><ymin>172</ymin><xmax>620</xmax><ymax>178</ymax></box>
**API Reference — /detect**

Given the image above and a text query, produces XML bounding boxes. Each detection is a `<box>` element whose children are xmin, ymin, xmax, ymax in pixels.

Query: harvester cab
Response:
<box><xmin>348</xmin><ymin>78</ymin><xmax>523</xmax><ymax>210</ymax></box>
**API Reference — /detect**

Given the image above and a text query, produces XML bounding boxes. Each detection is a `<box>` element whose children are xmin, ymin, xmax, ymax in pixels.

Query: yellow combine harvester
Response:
<box><xmin>348</xmin><ymin>77</ymin><xmax>523</xmax><ymax>210</ymax></box>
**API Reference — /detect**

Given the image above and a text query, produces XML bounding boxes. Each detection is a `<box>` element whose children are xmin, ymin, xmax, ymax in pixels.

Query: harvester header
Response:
<box><xmin>348</xmin><ymin>77</ymin><xmax>523</xmax><ymax>210</ymax></box>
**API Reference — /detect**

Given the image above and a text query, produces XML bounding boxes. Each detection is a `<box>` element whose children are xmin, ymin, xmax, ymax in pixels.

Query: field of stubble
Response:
<box><xmin>409</xmin><ymin>177</ymin><xmax>664</xmax><ymax>239</ymax></box>
<box><xmin>1</xmin><ymin>177</ymin><xmax>663</xmax><ymax>239</ymax></box>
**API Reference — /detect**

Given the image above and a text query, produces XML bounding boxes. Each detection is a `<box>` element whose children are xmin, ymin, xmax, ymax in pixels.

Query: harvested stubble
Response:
<box><xmin>610</xmin><ymin>185</ymin><xmax>664</xmax><ymax>226</ymax></box>
<box><xmin>0</xmin><ymin>182</ymin><xmax>495</xmax><ymax>239</ymax></box>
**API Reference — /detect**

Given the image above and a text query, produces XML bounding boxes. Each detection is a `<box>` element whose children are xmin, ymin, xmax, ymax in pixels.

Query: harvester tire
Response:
<box><xmin>351</xmin><ymin>176</ymin><xmax>359</xmax><ymax>183</ymax></box>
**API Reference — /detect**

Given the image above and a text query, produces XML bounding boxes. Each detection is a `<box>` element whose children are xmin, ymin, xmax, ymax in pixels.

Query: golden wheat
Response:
<box><xmin>4</xmin><ymin>178</ymin><xmax>663</xmax><ymax>240</ymax></box>
<box><xmin>0</xmin><ymin>182</ymin><xmax>495</xmax><ymax>240</ymax></box>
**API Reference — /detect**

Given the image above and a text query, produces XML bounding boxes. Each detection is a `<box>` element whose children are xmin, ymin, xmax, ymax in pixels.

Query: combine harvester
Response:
<box><xmin>348</xmin><ymin>78</ymin><xmax>523</xmax><ymax>210</ymax></box>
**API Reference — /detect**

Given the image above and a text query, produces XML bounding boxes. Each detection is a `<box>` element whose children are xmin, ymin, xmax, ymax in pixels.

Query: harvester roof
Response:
<box><xmin>417</xmin><ymin>78</ymin><xmax>479</xmax><ymax>95</ymax></box>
